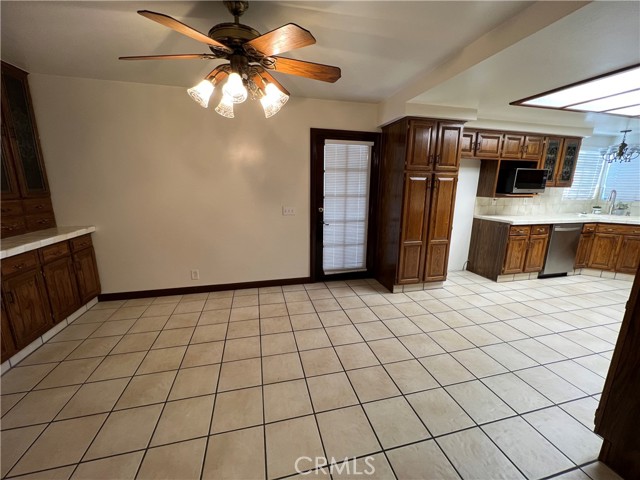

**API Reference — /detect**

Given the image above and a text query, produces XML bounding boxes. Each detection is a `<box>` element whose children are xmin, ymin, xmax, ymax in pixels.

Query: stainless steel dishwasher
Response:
<box><xmin>539</xmin><ymin>223</ymin><xmax>583</xmax><ymax>277</ymax></box>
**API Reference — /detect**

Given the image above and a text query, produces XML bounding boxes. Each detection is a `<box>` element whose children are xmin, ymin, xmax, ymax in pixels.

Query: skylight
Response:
<box><xmin>511</xmin><ymin>64</ymin><xmax>640</xmax><ymax>118</ymax></box>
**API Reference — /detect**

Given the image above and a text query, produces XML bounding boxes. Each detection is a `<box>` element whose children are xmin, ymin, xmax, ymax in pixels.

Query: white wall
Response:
<box><xmin>448</xmin><ymin>158</ymin><xmax>481</xmax><ymax>271</ymax></box>
<box><xmin>29</xmin><ymin>74</ymin><xmax>378</xmax><ymax>293</ymax></box>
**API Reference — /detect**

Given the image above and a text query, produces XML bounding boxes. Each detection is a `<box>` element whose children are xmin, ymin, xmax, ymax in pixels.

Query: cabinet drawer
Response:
<box><xmin>530</xmin><ymin>225</ymin><xmax>549</xmax><ymax>236</ymax></box>
<box><xmin>70</xmin><ymin>234</ymin><xmax>93</xmax><ymax>252</ymax></box>
<box><xmin>23</xmin><ymin>197</ymin><xmax>53</xmax><ymax>214</ymax></box>
<box><xmin>25</xmin><ymin>213</ymin><xmax>56</xmax><ymax>232</ymax></box>
<box><xmin>582</xmin><ymin>223</ymin><xmax>597</xmax><ymax>233</ymax></box>
<box><xmin>509</xmin><ymin>226</ymin><xmax>531</xmax><ymax>236</ymax></box>
<box><xmin>2</xmin><ymin>251</ymin><xmax>39</xmax><ymax>276</ymax></box>
<box><xmin>596</xmin><ymin>224</ymin><xmax>640</xmax><ymax>235</ymax></box>
<box><xmin>1</xmin><ymin>217</ymin><xmax>27</xmax><ymax>238</ymax></box>
<box><xmin>1</xmin><ymin>200</ymin><xmax>24</xmax><ymax>217</ymax></box>
<box><xmin>39</xmin><ymin>241</ymin><xmax>71</xmax><ymax>264</ymax></box>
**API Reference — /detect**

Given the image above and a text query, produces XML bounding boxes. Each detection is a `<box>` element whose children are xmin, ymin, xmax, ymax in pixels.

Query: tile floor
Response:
<box><xmin>0</xmin><ymin>271</ymin><xmax>630</xmax><ymax>480</ymax></box>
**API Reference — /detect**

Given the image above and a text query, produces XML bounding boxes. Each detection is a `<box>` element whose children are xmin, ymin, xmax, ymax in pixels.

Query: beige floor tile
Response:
<box><xmin>211</xmin><ymin>386</ymin><xmax>262</xmax><ymax>433</ymax></box>
<box><xmin>203</xmin><ymin>426</ymin><xmax>265</xmax><ymax>480</ymax></box>
<box><xmin>319</xmin><ymin>310</ymin><xmax>351</xmax><ymax>327</ymax></box>
<box><xmin>191</xmin><ymin>324</ymin><xmax>227</xmax><ymax>344</ymax></box>
<box><xmin>266</xmin><ymin>415</ymin><xmax>324</xmax><ymax>479</ymax></box>
<box><xmin>367</xmin><ymin>338</ymin><xmax>413</xmax><ymax>363</ymax></box>
<box><xmin>50</xmin><ymin>324</ymin><xmax>101</xmax><ymax>343</ymax></box>
<box><xmin>150</xmin><ymin>394</ymin><xmax>215</xmax><ymax>446</ymax></box>
<box><xmin>306</xmin><ymin>372</ymin><xmax>358</xmax><ymax>412</ymax></box>
<box><xmin>317</xmin><ymin>406</ymin><xmax>380</xmax><ymax>459</ymax></box>
<box><xmin>451</xmin><ymin>349</ymin><xmax>507</xmax><ymax>378</ymax></box>
<box><xmin>1</xmin><ymin>392</ymin><xmax>26</xmax><ymax>416</ymax></box>
<box><xmin>163</xmin><ymin>312</ymin><xmax>200</xmax><ymax>329</ymax></box>
<box><xmin>109</xmin><ymin>306</ymin><xmax>147</xmax><ymax>321</ymax></box>
<box><xmin>346</xmin><ymin>307</ymin><xmax>380</xmax><ymax>324</ymax></box>
<box><xmin>84</xmin><ymin>404</ymin><xmax>162</xmax><ymax>459</ymax></box>
<box><xmin>89</xmin><ymin>319</ymin><xmax>136</xmax><ymax>337</ymax></box>
<box><xmin>294</xmin><ymin>328</ymin><xmax>332</xmax><ymax>350</ymax></box>
<box><xmin>516</xmin><ymin>366</ymin><xmax>587</xmax><ymax>403</ymax></box>
<box><xmin>337</xmin><ymin>296</ymin><xmax>366</xmax><ymax>310</ymax></box>
<box><xmin>436</xmin><ymin>311</ymin><xmax>475</xmax><ymax>328</ymax></box>
<box><xmin>446</xmin><ymin>380</ymin><xmax>515</xmax><ymax>424</ymax></box>
<box><xmin>286</xmin><ymin>301</ymin><xmax>316</xmax><ymax>315</ymax></box>
<box><xmin>364</xmin><ymin>397</ymin><xmax>429</xmax><ymax>448</ymax></box>
<box><xmin>483</xmin><ymin>416</ymin><xmax>573</xmax><ymax>478</ymax></box>
<box><xmin>168</xmin><ymin>364</ymin><xmax>220</xmax><ymax>400</ymax></box>
<box><xmin>299</xmin><ymin>348</ymin><xmax>344</xmax><ymax>377</ymax></box>
<box><xmin>332</xmin><ymin>452</ymin><xmax>395</xmax><ymax>479</ymax></box>
<box><xmin>546</xmin><ymin>360</ymin><xmax>605</xmax><ymax>395</ymax></box>
<box><xmin>347</xmin><ymin>366</ymin><xmax>400</xmax><ymax>402</ymax></box>
<box><xmin>481</xmin><ymin>343</ymin><xmax>538</xmax><ymax>371</ymax></box>
<box><xmin>385</xmin><ymin>359</ymin><xmax>439</xmax><ymax>394</ymax></box>
<box><xmin>510</xmin><ymin>338</ymin><xmax>567</xmax><ymax>364</ymax></box>
<box><xmin>307</xmin><ymin>289</ymin><xmax>334</xmax><ymax>300</ymax></box>
<box><xmin>88</xmin><ymin>351</ymin><xmax>146</xmax><ymax>381</ymax></box>
<box><xmin>203</xmin><ymin>297</ymin><xmax>233</xmax><ymax>311</ymax></box>
<box><xmin>455</xmin><ymin>325</ymin><xmax>501</xmax><ymax>346</ymax></box>
<box><xmin>182</xmin><ymin>341</ymin><xmax>224</xmax><ymax>367</ymax></box>
<box><xmin>137</xmin><ymin>438</ymin><xmax>206</xmax><ymax>480</ymax></box>
<box><xmin>260</xmin><ymin>293</ymin><xmax>285</xmax><ymax>305</ymax></box>
<box><xmin>226</xmin><ymin>319</ymin><xmax>260</xmax><ymax>339</ymax></box>
<box><xmin>559</xmin><ymin>396</ymin><xmax>599</xmax><ymax>429</ymax></box>
<box><xmin>71</xmin><ymin>451</ymin><xmax>144</xmax><ymax>480</ymax></box>
<box><xmin>284</xmin><ymin>291</ymin><xmax>310</xmax><ymax>302</ymax></box>
<box><xmin>19</xmin><ymin>341</ymin><xmax>82</xmax><ymax>366</ymax></box>
<box><xmin>233</xmin><ymin>295</ymin><xmax>259</xmax><ymax>308</ymax></box>
<box><xmin>387</xmin><ymin>440</ymin><xmax>459</xmax><ymax>480</ymax></box>
<box><xmin>173</xmin><ymin>300</ymin><xmax>206</xmax><ymax>314</ymax></box>
<box><xmin>223</xmin><ymin>336</ymin><xmax>261</xmax><ymax>362</ymax></box>
<box><xmin>260</xmin><ymin>316</ymin><xmax>292</xmax><ymax>334</ymax></box>
<box><xmin>325</xmin><ymin>325</ymin><xmax>364</xmax><ymax>346</ymax></box>
<box><xmin>66</xmin><ymin>336</ymin><xmax>121</xmax><ymax>360</ymax></box>
<box><xmin>110</xmin><ymin>332</ymin><xmax>159</xmax><ymax>355</ymax></box>
<box><xmin>410</xmin><ymin>314</ymin><xmax>449</xmax><ymax>333</ymax></box>
<box><xmin>581</xmin><ymin>461</ymin><xmax>624</xmax><ymax>480</ymax></box>
<box><xmin>399</xmin><ymin>333</ymin><xmax>445</xmax><ymax>357</ymax></box>
<box><xmin>35</xmin><ymin>357</ymin><xmax>102</xmax><ymax>389</ymax></box>
<box><xmin>481</xmin><ymin>322</ymin><xmax>528</xmax><ymax>342</ymax></box>
<box><xmin>12</xmin><ymin>465</ymin><xmax>74</xmax><ymax>479</ymax></box>
<box><xmin>313</xmin><ymin>299</ymin><xmax>342</xmax><ymax>313</ymax></box>
<box><xmin>407</xmin><ymin>389</ymin><xmax>474</xmax><ymax>436</ymax></box>
<box><xmin>428</xmin><ymin>330</ymin><xmax>475</xmax><ymax>352</ymax></box>
<box><xmin>1</xmin><ymin>424</ymin><xmax>46</xmax><ymax>477</ymax></box>
<box><xmin>2</xmin><ymin>385</ymin><xmax>79</xmax><ymax>428</ymax></box>
<box><xmin>290</xmin><ymin>313</ymin><xmax>322</xmax><ymax>330</ymax></box>
<box><xmin>420</xmin><ymin>354</ymin><xmax>474</xmax><ymax>385</ymax></box>
<box><xmin>335</xmin><ymin>343</ymin><xmax>380</xmax><ymax>370</ymax></box>
<box><xmin>136</xmin><ymin>346</ymin><xmax>186</xmax><ymax>375</ymax></box>
<box><xmin>11</xmin><ymin>414</ymin><xmax>106</xmax><ymax>476</ymax></box>
<box><xmin>198</xmin><ymin>309</ymin><xmax>230</xmax><ymax>325</ymax></box>
<box><xmin>481</xmin><ymin>373</ymin><xmax>553</xmax><ymax>414</ymax></box>
<box><xmin>115</xmin><ymin>370</ymin><xmax>176</xmax><ymax>410</ymax></box>
<box><xmin>382</xmin><ymin>317</ymin><xmax>422</xmax><ymax>336</ymax></box>
<box><xmin>264</xmin><ymin>379</ymin><xmax>313</xmax><ymax>423</ymax></box>
<box><xmin>355</xmin><ymin>321</ymin><xmax>394</xmax><ymax>341</ymax></box>
<box><xmin>262</xmin><ymin>352</ymin><xmax>304</xmax><ymax>384</ymax></box>
<box><xmin>261</xmin><ymin>332</ymin><xmax>297</xmax><ymax>356</ymax></box>
<box><xmin>74</xmin><ymin>309</ymin><xmax>117</xmax><ymax>323</ymax></box>
<box><xmin>141</xmin><ymin>304</ymin><xmax>176</xmax><ymax>318</ymax></box>
<box><xmin>56</xmin><ymin>378</ymin><xmax>128</xmax><ymax>420</ymax></box>
<box><xmin>218</xmin><ymin>358</ymin><xmax>262</xmax><ymax>391</ymax></box>
<box><xmin>230</xmin><ymin>306</ymin><xmax>260</xmax><ymax>322</ymax></box>
<box><xmin>151</xmin><ymin>327</ymin><xmax>194</xmax><ymax>349</ymax></box>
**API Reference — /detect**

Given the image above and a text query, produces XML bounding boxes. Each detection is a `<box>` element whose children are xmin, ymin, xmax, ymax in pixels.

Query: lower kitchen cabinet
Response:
<box><xmin>615</xmin><ymin>235</ymin><xmax>640</xmax><ymax>274</ymax></box>
<box><xmin>579</xmin><ymin>224</ymin><xmax>640</xmax><ymax>274</ymax></box>
<box><xmin>1</xmin><ymin>301</ymin><xmax>17</xmax><ymax>362</ymax></box>
<box><xmin>589</xmin><ymin>234</ymin><xmax>621</xmax><ymax>270</ymax></box>
<box><xmin>503</xmin><ymin>235</ymin><xmax>528</xmax><ymax>274</ymax></box>
<box><xmin>524</xmin><ymin>234</ymin><xmax>549</xmax><ymax>272</ymax></box>
<box><xmin>575</xmin><ymin>224</ymin><xmax>596</xmax><ymax>268</ymax></box>
<box><xmin>42</xmin><ymin>258</ymin><xmax>81</xmax><ymax>323</ymax></box>
<box><xmin>73</xmin><ymin>243</ymin><xmax>101</xmax><ymax>304</ymax></box>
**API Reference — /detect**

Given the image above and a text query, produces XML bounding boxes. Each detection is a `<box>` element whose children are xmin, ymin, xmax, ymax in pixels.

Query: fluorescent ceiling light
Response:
<box><xmin>511</xmin><ymin>64</ymin><xmax>640</xmax><ymax>118</ymax></box>
<box><xmin>608</xmin><ymin>105</ymin><xmax>640</xmax><ymax>117</ymax></box>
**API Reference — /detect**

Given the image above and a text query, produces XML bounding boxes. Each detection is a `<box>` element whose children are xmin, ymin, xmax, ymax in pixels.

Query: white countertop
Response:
<box><xmin>1</xmin><ymin>226</ymin><xmax>96</xmax><ymax>259</ymax></box>
<box><xmin>474</xmin><ymin>213</ymin><xmax>640</xmax><ymax>226</ymax></box>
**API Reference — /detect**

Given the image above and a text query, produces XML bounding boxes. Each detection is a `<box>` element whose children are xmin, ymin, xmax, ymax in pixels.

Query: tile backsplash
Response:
<box><xmin>475</xmin><ymin>188</ymin><xmax>640</xmax><ymax>216</ymax></box>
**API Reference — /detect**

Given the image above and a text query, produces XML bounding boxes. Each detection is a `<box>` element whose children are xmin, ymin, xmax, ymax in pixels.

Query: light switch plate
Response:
<box><xmin>282</xmin><ymin>206</ymin><xmax>296</xmax><ymax>216</ymax></box>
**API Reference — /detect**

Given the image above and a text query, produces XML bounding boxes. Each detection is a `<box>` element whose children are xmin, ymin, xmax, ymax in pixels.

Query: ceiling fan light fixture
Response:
<box><xmin>187</xmin><ymin>79</ymin><xmax>215</xmax><ymax>108</ymax></box>
<box><xmin>260</xmin><ymin>82</ymin><xmax>289</xmax><ymax>118</ymax></box>
<box><xmin>222</xmin><ymin>72</ymin><xmax>248</xmax><ymax>104</ymax></box>
<box><xmin>215</xmin><ymin>94</ymin><xmax>235</xmax><ymax>118</ymax></box>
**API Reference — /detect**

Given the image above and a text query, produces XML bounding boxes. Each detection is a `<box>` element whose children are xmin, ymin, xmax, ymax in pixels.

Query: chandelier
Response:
<box><xmin>600</xmin><ymin>130</ymin><xmax>640</xmax><ymax>163</ymax></box>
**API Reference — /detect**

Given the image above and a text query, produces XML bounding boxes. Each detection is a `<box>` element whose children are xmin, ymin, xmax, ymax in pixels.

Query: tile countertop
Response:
<box><xmin>0</xmin><ymin>226</ymin><xmax>96</xmax><ymax>259</ymax></box>
<box><xmin>474</xmin><ymin>214</ymin><xmax>640</xmax><ymax>226</ymax></box>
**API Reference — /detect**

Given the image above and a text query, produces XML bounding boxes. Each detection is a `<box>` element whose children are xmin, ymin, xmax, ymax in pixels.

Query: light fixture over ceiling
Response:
<box><xmin>601</xmin><ymin>130</ymin><xmax>640</xmax><ymax>163</ymax></box>
<box><xmin>511</xmin><ymin>64</ymin><xmax>640</xmax><ymax>118</ymax></box>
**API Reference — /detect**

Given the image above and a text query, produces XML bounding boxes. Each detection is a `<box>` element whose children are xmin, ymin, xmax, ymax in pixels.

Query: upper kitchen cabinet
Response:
<box><xmin>540</xmin><ymin>136</ymin><xmax>582</xmax><ymax>187</ymax></box>
<box><xmin>501</xmin><ymin>134</ymin><xmax>545</xmax><ymax>161</ymax></box>
<box><xmin>405</xmin><ymin>119</ymin><xmax>464</xmax><ymax>171</ymax></box>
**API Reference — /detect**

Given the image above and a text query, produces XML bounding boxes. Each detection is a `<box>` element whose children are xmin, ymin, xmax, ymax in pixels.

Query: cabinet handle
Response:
<box><xmin>13</xmin><ymin>263</ymin><xmax>26</xmax><ymax>270</ymax></box>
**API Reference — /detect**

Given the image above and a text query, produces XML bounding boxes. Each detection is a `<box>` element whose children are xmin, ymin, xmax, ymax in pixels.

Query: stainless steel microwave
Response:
<box><xmin>504</xmin><ymin>168</ymin><xmax>548</xmax><ymax>194</ymax></box>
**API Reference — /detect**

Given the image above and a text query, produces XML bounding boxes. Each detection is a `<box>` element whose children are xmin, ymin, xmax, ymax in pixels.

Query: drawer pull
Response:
<box><xmin>13</xmin><ymin>263</ymin><xmax>26</xmax><ymax>270</ymax></box>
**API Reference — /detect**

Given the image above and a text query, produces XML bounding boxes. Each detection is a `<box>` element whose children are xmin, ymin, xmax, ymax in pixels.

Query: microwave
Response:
<box><xmin>503</xmin><ymin>168</ymin><xmax>548</xmax><ymax>194</ymax></box>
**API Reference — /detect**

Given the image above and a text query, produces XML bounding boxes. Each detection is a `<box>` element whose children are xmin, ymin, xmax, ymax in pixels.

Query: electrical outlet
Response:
<box><xmin>190</xmin><ymin>269</ymin><xmax>200</xmax><ymax>280</ymax></box>
<box><xmin>282</xmin><ymin>206</ymin><xmax>296</xmax><ymax>216</ymax></box>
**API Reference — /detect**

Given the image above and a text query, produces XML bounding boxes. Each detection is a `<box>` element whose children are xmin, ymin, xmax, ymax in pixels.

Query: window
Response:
<box><xmin>600</xmin><ymin>154</ymin><xmax>640</xmax><ymax>202</ymax></box>
<box><xmin>562</xmin><ymin>149</ymin><xmax>605</xmax><ymax>200</ymax></box>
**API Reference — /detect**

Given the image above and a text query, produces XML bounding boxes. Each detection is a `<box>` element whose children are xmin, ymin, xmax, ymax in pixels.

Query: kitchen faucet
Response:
<box><xmin>607</xmin><ymin>189</ymin><xmax>617</xmax><ymax>214</ymax></box>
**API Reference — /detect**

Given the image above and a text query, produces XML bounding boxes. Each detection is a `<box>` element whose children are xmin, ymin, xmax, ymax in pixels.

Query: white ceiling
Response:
<box><xmin>2</xmin><ymin>1</ymin><xmax>639</xmax><ymax>137</ymax></box>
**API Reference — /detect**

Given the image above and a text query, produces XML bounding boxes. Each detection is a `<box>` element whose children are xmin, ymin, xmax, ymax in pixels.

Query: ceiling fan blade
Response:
<box><xmin>119</xmin><ymin>54</ymin><xmax>216</xmax><ymax>61</ymax></box>
<box><xmin>244</xmin><ymin>23</ymin><xmax>315</xmax><ymax>57</ymax></box>
<box><xmin>271</xmin><ymin>57</ymin><xmax>341</xmax><ymax>83</ymax></box>
<box><xmin>206</xmin><ymin>67</ymin><xmax>229</xmax><ymax>83</ymax></box>
<box><xmin>138</xmin><ymin>10</ymin><xmax>232</xmax><ymax>53</ymax></box>
<box><xmin>257</xmin><ymin>69</ymin><xmax>290</xmax><ymax>96</ymax></box>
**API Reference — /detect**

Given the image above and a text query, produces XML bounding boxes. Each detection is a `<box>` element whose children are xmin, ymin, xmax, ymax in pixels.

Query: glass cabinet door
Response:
<box><xmin>556</xmin><ymin>138</ymin><xmax>581</xmax><ymax>187</ymax></box>
<box><xmin>542</xmin><ymin>137</ymin><xmax>562</xmax><ymax>186</ymax></box>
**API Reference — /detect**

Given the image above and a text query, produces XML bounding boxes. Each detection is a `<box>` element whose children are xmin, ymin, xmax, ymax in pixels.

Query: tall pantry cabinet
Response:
<box><xmin>376</xmin><ymin>117</ymin><xmax>464</xmax><ymax>291</ymax></box>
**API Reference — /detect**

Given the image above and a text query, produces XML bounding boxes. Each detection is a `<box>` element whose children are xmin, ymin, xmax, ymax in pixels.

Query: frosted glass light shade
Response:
<box><xmin>187</xmin><ymin>80</ymin><xmax>214</xmax><ymax>108</ymax></box>
<box><xmin>215</xmin><ymin>94</ymin><xmax>235</xmax><ymax>118</ymax></box>
<box><xmin>222</xmin><ymin>73</ymin><xmax>248</xmax><ymax>104</ymax></box>
<box><xmin>260</xmin><ymin>83</ymin><xmax>289</xmax><ymax>118</ymax></box>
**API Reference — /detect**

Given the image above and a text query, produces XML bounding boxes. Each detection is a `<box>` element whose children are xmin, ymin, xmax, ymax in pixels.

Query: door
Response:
<box><xmin>434</xmin><ymin>122</ymin><xmax>464</xmax><ymax>171</ymax></box>
<box><xmin>43</xmin><ymin>257</ymin><xmax>81</xmax><ymax>323</ymax></box>
<box><xmin>406</xmin><ymin>120</ymin><xmax>436</xmax><ymax>170</ymax></box>
<box><xmin>588</xmin><ymin>234</ymin><xmax>621</xmax><ymax>270</ymax></box>
<box><xmin>73</xmin><ymin>247</ymin><xmax>101</xmax><ymax>304</ymax></box>
<box><xmin>541</xmin><ymin>137</ymin><xmax>563</xmax><ymax>186</ymax></box>
<box><xmin>424</xmin><ymin>173</ymin><xmax>457</xmax><ymax>281</ymax></box>
<box><xmin>398</xmin><ymin>175</ymin><xmax>431</xmax><ymax>284</ymax></box>
<box><xmin>575</xmin><ymin>233</ymin><xmax>594</xmax><ymax>268</ymax></box>
<box><xmin>616</xmin><ymin>236</ymin><xmax>640</xmax><ymax>274</ymax></box>
<box><xmin>555</xmin><ymin>137</ymin><xmax>581</xmax><ymax>187</ymax></box>
<box><xmin>310</xmin><ymin>129</ymin><xmax>380</xmax><ymax>281</ymax></box>
<box><xmin>475</xmin><ymin>132</ymin><xmax>502</xmax><ymax>158</ymax></box>
<box><xmin>503</xmin><ymin>236</ymin><xmax>528</xmax><ymax>274</ymax></box>
<box><xmin>1</xmin><ymin>301</ymin><xmax>17</xmax><ymax>363</ymax></box>
<box><xmin>524</xmin><ymin>235</ymin><xmax>549</xmax><ymax>272</ymax></box>
<box><xmin>501</xmin><ymin>134</ymin><xmax>525</xmax><ymax>159</ymax></box>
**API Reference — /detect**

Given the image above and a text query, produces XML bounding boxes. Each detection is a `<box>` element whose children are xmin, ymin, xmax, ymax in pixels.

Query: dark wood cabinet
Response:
<box><xmin>475</xmin><ymin>132</ymin><xmax>502</xmax><ymax>158</ymax></box>
<box><xmin>501</xmin><ymin>134</ymin><xmax>525</xmax><ymax>159</ymax></box>
<box><xmin>72</xmin><ymin>236</ymin><xmax>101</xmax><ymax>304</ymax></box>
<box><xmin>424</xmin><ymin>174</ymin><xmax>458</xmax><ymax>281</ymax></box>
<box><xmin>406</xmin><ymin>120</ymin><xmax>436</xmax><ymax>170</ymax></box>
<box><xmin>501</xmin><ymin>134</ymin><xmax>545</xmax><ymax>161</ymax></box>
<box><xmin>502</xmin><ymin>225</ymin><xmax>549</xmax><ymax>275</ymax></box>
<box><xmin>434</xmin><ymin>122</ymin><xmax>464</xmax><ymax>171</ymax></box>
<box><xmin>616</xmin><ymin>236</ymin><xmax>640</xmax><ymax>274</ymax></box>
<box><xmin>522</xmin><ymin>135</ymin><xmax>545</xmax><ymax>161</ymax></box>
<box><xmin>40</xmin><ymin>241</ymin><xmax>81</xmax><ymax>323</ymax></box>
<box><xmin>503</xmin><ymin>236</ymin><xmax>528</xmax><ymax>274</ymax></box>
<box><xmin>398</xmin><ymin>175</ymin><xmax>430</xmax><ymax>284</ymax></box>
<box><xmin>589</xmin><ymin>234</ymin><xmax>622</xmax><ymax>270</ymax></box>
<box><xmin>540</xmin><ymin>136</ymin><xmax>582</xmax><ymax>187</ymax></box>
<box><xmin>461</xmin><ymin>131</ymin><xmax>475</xmax><ymax>156</ymax></box>
<box><xmin>576</xmin><ymin>224</ymin><xmax>640</xmax><ymax>274</ymax></box>
<box><xmin>524</xmin><ymin>234</ymin><xmax>549</xmax><ymax>272</ymax></box>
<box><xmin>1</xmin><ymin>301</ymin><xmax>17</xmax><ymax>363</ymax></box>
<box><xmin>575</xmin><ymin>224</ymin><xmax>596</xmax><ymax>269</ymax></box>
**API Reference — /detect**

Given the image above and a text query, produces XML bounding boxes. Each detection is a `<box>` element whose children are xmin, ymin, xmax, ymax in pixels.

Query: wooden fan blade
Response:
<box><xmin>138</xmin><ymin>10</ymin><xmax>231</xmax><ymax>53</ymax></box>
<box><xmin>206</xmin><ymin>67</ymin><xmax>229</xmax><ymax>83</ymax></box>
<box><xmin>119</xmin><ymin>54</ymin><xmax>216</xmax><ymax>60</ymax></box>
<box><xmin>244</xmin><ymin>23</ymin><xmax>315</xmax><ymax>57</ymax></box>
<box><xmin>271</xmin><ymin>57</ymin><xmax>341</xmax><ymax>83</ymax></box>
<box><xmin>257</xmin><ymin>69</ymin><xmax>290</xmax><ymax>96</ymax></box>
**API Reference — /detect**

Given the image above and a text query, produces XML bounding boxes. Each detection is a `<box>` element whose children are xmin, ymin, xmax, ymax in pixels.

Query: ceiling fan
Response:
<box><xmin>120</xmin><ymin>0</ymin><xmax>341</xmax><ymax>118</ymax></box>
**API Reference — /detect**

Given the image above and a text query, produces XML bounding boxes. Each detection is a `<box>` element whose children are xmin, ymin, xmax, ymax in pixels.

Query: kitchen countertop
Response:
<box><xmin>1</xmin><ymin>226</ymin><xmax>96</xmax><ymax>259</ymax></box>
<box><xmin>474</xmin><ymin>213</ymin><xmax>640</xmax><ymax>226</ymax></box>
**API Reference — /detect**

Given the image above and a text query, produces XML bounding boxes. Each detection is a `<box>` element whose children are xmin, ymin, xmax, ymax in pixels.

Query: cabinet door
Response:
<box><xmin>434</xmin><ymin>122</ymin><xmax>463</xmax><ymax>171</ymax></box>
<box><xmin>1</xmin><ymin>300</ymin><xmax>17</xmax><ymax>363</ymax></box>
<box><xmin>555</xmin><ymin>138</ymin><xmax>581</xmax><ymax>187</ymax></box>
<box><xmin>461</xmin><ymin>131</ymin><xmax>475</xmax><ymax>156</ymax></box>
<box><xmin>588</xmin><ymin>234</ymin><xmax>621</xmax><ymax>270</ymax></box>
<box><xmin>73</xmin><ymin>247</ymin><xmax>101</xmax><ymax>304</ymax></box>
<box><xmin>398</xmin><ymin>175</ymin><xmax>430</xmax><ymax>284</ymax></box>
<box><xmin>424</xmin><ymin>174</ymin><xmax>457</xmax><ymax>281</ymax></box>
<box><xmin>2</xmin><ymin>270</ymin><xmax>52</xmax><ymax>349</ymax></box>
<box><xmin>43</xmin><ymin>257</ymin><xmax>81</xmax><ymax>323</ymax></box>
<box><xmin>406</xmin><ymin>120</ymin><xmax>437</xmax><ymax>170</ymax></box>
<box><xmin>1</xmin><ymin>107</ymin><xmax>21</xmax><ymax>200</ymax></box>
<box><xmin>501</xmin><ymin>134</ymin><xmax>525</xmax><ymax>159</ymax></box>
<box><xmin>523</xmin><ymin>135</ymin><xmax>545</xmax><ymax>161</ymax></box>
<box><xmin>502</xmin><ymin>236</ymin><xmax>528</xmax><ymax>274</ymax></box>
<box><xmin>541</xmin><ymin>137</ymin><xmax>563</xmax><ymax>186</ymax></box>
<box><xmin>616</xmin><ymin>236</ymin><xmax>640</xmax><ymax>274</ymax></box>
<box><xmin>524</xmin><ymin>235</ymin><xmax>549</xmax><ymax>272</ymax></box>
<box><xmin>475</xmin><ymin>132</ymin><xmax>502</xmax><ymax>158</ymax></box>
<box><xmin>575</xmin><ymin>233</ymin><xmax>594</xmax><ymax>268</ymax></box>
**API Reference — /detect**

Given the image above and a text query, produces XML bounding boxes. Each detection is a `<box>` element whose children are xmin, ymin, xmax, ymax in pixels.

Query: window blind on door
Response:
<box><xmin>323</xmin><ymin>140</ymin><xmax>373</xmax><ymax>274</ymax></box>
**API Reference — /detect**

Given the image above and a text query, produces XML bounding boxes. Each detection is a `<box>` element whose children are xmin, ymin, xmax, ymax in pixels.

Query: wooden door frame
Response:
<box><xmin>310</xmin><ymin>128</ymin><xmax>381</xmax><ymax>282</ymax></box>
